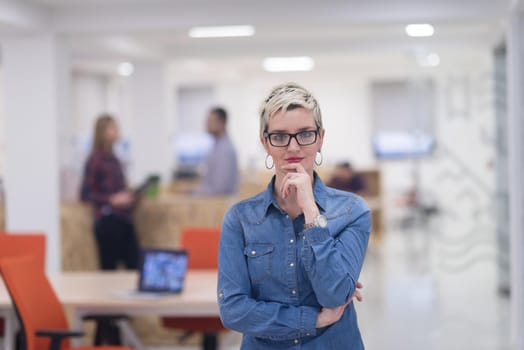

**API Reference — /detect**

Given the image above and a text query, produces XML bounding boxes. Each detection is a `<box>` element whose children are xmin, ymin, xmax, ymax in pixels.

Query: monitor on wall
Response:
<box><xmin>372</xmin><ymin>131</ymin><xmax>435</xmax><ymax>159</ymax></box>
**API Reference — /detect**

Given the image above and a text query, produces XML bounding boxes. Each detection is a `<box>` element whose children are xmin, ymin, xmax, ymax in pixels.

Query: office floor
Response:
<box><xmin>149</xmin><ymin>211</ymin><xmax>513</xmax><ymax>350</ymax></box>
<box><xmin>358</xmin><ymin>220</ymin><xmax>513</xmax><ymax>350</ymax></box>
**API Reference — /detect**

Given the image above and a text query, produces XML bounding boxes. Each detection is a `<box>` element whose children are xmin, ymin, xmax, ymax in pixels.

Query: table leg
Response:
<box><xmin>115</xmin><ymin>319</ymin><xmax>145</xmax><ymax>350</ymax></box>
<box><xmin>203</xmin><ymin>332</ymin><xmax>218</xmax><ymax>350</ymax></box>
<box><xmin>73</xmin><ymin>311</ymin><xmax>144</xmax><ymax>350</ymax></box>
<box><xmin>1</xmin><ymin>309</ymin><xmax>18</xmax><ymax>350</ymax></box>
<box><xmin>71</xmin><ymin>310</ymin><xmax>85</xmax><ymax>347</ymax></box>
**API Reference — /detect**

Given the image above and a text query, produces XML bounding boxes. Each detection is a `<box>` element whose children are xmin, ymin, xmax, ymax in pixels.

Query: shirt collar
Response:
<box><xmin>261</xmin><ymin>171</ymin><xmax>328</xmax><ymax>217</ymax></box>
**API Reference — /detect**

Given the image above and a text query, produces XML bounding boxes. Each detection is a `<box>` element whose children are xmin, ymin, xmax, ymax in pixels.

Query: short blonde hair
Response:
<box><xmin>259</xmin><ymin>82</ymin><xmax>322</xmax><ymax>138</ymax></box>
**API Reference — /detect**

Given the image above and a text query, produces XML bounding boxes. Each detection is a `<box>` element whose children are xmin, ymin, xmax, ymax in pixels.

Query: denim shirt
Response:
<box><xmin>218</xmin><ymin>174</ymin><xmax>371</xmax><ymax>349</ymax></box>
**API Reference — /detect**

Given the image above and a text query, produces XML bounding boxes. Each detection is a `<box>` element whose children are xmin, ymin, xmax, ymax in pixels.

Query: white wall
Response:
<box><xmin>0</xmin><ymin>67</ymin><xmax>5</xmax><ymax>179</ymax></box>
<box><xmin>71</xmin><ymin>72</ymin><xmax>135</xmax><ymax>142</ymax></box>
<box><xmin>62</xmin><ymin>73</ymin><xmax>134</xmax><ymax>200</ymax></box>
<box><xmin>2</xmin><ymin>34</ymin><xmax>65</xmax><ymax>273</ymax></box>
<box><xmin>72</xmin><ymin>73</ymin><xmax>110</xmax><ymax>136</ymax></box>
<box><xmin>508</xmin><ymin>2</ymin><xmax>524</xmax><ymax>346</ymax></box>
<box><xmin>127</xmin><ymin>62</ymin><xmax>171</xmax><ymax>184</ymax></box>
<box><xmin>0</xmin><ymin>67</ymin><xmax>5</xmax><ymax>202</ymax></box>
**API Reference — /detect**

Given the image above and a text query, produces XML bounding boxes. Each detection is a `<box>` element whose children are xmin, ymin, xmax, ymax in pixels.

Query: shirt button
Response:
<box><xmin>289</xmin><ymin>262</ymin><xmax>295</xmax><ymax>267</ymax></box>
<box><xmin>306</xmin><ymin>333</ymin><xmax>310</xmax><ymax>336</ymax></box>
<box><xmin>289</xmin><ymin>239</ymin><xmax>294</xmax><ymax>243</ymax></box>
<box><xmin>251</xmin><ymin>250</ymin><xmax>256</xmax><ymax>255</ymax></box>
<box><xmin>294</xmin><ymin>339</ymin><xmax>299</xmax><ymax>344</ymax></box>
<box><xmin>291</xmin><ymin>290</ymin><xmax>296</xmax><ymax>295</ymax></box>
<box><xmin>302</xmin><ymin>235</ymin><xmax>306</xmax><ymax>240</ymax></box>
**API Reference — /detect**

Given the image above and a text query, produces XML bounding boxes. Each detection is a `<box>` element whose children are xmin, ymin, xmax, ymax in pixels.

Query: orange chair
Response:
<box><xmin>162</xmin><ymin>227</ymin><xmax>224</xmax><ymax>350</ymax></box>
<box><xmin>0</xmin><ymin>232</ymin><xmax>46</xmax><ymax>339</ymax></box>
<box><xmin>0</xmin><ymin>232</ymin><xmax>46</xmax><ymax>266</ymax></box>
<box><xmin>0</xmin><ymin>255</ymin><xmax>131</xmax><ymax>350</ymax></box>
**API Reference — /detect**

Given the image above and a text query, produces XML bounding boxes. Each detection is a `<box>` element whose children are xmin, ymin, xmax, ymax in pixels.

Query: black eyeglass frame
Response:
<box><xmin>263</xmin><ymin>128</ymin><xmax>320</xmax><ymax>147</ymax></box>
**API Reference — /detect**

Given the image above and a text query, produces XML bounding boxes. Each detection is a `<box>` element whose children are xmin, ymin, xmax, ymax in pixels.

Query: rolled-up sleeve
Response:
<box><xmin>218</xmin><ymin>206</ymin><xmax>319</xmax><ymax>340</ymax></box>
<box><xmin>301</xmin><ymin>197</ymin><xmax>371</xmax><ymax>308</ymax></box>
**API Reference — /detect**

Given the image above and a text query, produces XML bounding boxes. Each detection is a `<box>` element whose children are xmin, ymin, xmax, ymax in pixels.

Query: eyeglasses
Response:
<box><xmin>264</xmin><ymin>129</ymin><xmax>319</xmax><ymax>147</ymax></box>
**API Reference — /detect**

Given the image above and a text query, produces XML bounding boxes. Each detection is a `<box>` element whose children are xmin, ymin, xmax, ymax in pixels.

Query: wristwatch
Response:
<box><xmin>304</xmin><ymin>214</ymin><xmax>328</xmax><ymax>230</ymax></box>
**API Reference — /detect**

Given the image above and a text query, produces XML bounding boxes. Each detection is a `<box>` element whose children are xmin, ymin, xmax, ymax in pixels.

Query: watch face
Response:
<box><xmin>317</xmin><ymin>214</ymin><xmax>328</xmax><ymax>228</ymax></box>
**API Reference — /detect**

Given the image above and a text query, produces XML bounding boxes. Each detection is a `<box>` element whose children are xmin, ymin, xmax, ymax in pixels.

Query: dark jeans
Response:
<box><xmin>94</xmin><ymin>214</ymin><xmax>139</xmax><ymax>270</ymax></box>
<box><xmin>92</xmin><ymin>214</ymin><xmax>139</xmax><ymax>345</ymax></box>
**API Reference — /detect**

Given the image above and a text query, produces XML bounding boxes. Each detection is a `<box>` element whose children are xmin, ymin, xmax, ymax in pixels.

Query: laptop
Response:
<box><xmin>137</xmin><ymin>248</ymin><xmax>189</xmax><ymax>294</ymax></box>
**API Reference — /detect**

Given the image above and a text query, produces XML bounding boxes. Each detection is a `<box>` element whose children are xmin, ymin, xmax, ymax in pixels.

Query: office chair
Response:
<box><xmin>161</xmin><ymin>227</ymin><xmax>225</xmax><ymax>350</ymax></box>
<box><xmin>0</xmin><ymin>255</ymin><xmax>131</xmax><ymax>350</ymax></box>
<box><xmin>0</xmin><ymin>232</ymin><xmax>46</xmax><ymax>340</ymax></box>
<box><xmin>0</xmin><ymin>232</ymin><xmax>46</xmax><ymax>267</ymax></box>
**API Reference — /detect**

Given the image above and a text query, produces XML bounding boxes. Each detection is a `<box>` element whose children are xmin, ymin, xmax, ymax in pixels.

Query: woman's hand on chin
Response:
<box><xmin>280</xmin><ymin>163</ymin><xmax>318</xmax><ymax>217</ymax></box>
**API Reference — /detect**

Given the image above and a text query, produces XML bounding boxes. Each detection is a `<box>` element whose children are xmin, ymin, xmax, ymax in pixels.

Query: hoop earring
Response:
<box><xmin>315</xmin><ymin>151</ymin><xmax>323</xmax><ymax>166</ymax></box>
<box><xmin>265</xmin><ymin>154</ymin><xmax>274</xmax><ymax>169</ymax></box>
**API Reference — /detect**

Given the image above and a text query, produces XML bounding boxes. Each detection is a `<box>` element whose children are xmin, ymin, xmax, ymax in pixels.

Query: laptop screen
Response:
<box><xmin>138</xmin><ymin>249</ymin><xmax>189</xmax><ymax>293</ymax></box>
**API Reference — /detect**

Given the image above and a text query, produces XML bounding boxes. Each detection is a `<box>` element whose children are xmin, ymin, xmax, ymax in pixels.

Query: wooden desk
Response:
<box><xmin>0</xmin><ymin>271</ymin><xmax>219</xmax><ymax>349</ymax></box>
<box><xmin>61</xmin><ymin>271</ymin><xmax>219</xmax><ymax>316</ymax></box>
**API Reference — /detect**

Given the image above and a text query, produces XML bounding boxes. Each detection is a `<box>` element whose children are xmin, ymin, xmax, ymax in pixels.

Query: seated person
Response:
<box><xmin>327</xmin><ymin>162</ymin><xmax>368</xmax><ymax>196</ymax></box>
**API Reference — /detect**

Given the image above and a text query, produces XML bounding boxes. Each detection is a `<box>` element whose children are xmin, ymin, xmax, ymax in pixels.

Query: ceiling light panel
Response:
<box><xmin>405</xmin><ymin>24</ymin><xmax>435</xmax><ymax>37</ymax></box>
<box><xmin>263</xmin><ymin>56</ymin><xmax>315</xmax><ymax>72</ymax></box>
<box><xmin>189</xmin><ymin>25</ymin><xmax>255</xmax><ymax>38</ymax></box>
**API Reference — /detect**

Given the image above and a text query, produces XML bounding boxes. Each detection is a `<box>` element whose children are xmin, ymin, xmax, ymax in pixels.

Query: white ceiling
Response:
<box><xmin>0</xmin><ymin>0</ymin><xmax>514</xmax><ymax>70</ymax></box>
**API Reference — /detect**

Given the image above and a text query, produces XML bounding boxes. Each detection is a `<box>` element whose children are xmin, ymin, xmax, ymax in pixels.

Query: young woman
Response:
<box><xmin>218</xmin><ymin>83</ymin><xmax>371</xmax><ymax>349</ymax></box>
<box><xmin>80</xmin><ymin>114</ymin><xmax>139</xmax><ymax>270</ymax></box>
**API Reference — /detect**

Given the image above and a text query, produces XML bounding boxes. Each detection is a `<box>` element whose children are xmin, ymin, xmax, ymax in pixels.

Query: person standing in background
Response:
<box><xmin>80</xmin><ymin>114</ymin><xmax>139</xmax><ymax>270</ymax></box>
<box><xmin>80</xmin><ymin>114</ymin><xmax>140</xmax><ymax>345</ymax></box>
<box><xmin>193</xmin><ymin>107</ymin><xmax>239</xmax><ymax>195</ymax></box>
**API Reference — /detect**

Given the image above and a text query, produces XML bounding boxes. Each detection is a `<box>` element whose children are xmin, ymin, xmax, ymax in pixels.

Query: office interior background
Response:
<box><xmin>0</xmin><ymin>0</ymin><xmax>523</xmax><ymax>349</ymax></box>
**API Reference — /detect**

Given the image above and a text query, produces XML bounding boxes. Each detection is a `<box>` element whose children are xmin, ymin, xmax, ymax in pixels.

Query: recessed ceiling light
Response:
<box><xmin>405</xmin><ymin>24</ymin><xmax>435</xmax><ymax>37</ymax></box>
<box><xmin>188</xmin><ymin>25</ymin><xmax>255</xmax><ymax>38</ymax></box>
<box><xmin>262</xmin><ymin>57</ymin><xmax>315</xmax><ymax>72</ymax></box>
<box><xmin>416</xmin><ymin>52</ymin><xmax>440</xmax><ymax>67</ymax></box>
<box><xmin>118</xmin><ymin>62</ymin><xmax>134</xmax><ymax>77</ymax></box>
<box><xmin>425</xmin><ymin>53</ymin><xmax>440</xmax><ymax>66</ymax></box>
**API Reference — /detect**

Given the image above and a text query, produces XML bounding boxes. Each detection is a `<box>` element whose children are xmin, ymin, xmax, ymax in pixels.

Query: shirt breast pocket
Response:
<box><xmin>244</xmin><ymin>243</ymin><xmax>274</xmax><ymax>283</ymax></box>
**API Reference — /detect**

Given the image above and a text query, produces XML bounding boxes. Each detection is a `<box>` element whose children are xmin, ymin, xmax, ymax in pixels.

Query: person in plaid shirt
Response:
<box><xmin>80</xmin><ymin>114</ymin><xmax>139</xmax><ymax>270</ymax></box>
<box><xmin>80</xmin><ymin>114</ymin><xmax>141</xmax><ymax>345</ymax></box>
